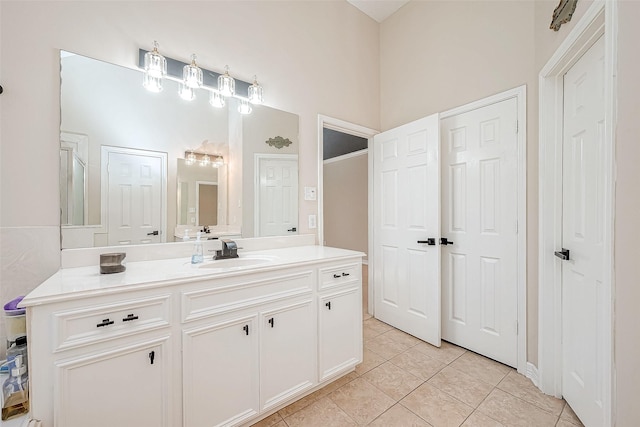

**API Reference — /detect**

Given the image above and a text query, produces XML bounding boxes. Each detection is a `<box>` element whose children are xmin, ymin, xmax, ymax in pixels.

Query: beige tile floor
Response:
<box><xmin>251</xmin><ymin>266</ymin><xmax>584</xmax><ymax>427</ymax></box>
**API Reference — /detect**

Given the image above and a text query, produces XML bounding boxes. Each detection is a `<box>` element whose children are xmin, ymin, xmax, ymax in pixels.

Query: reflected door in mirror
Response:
<box><xmin>256</xmin><ymin>155</ymin><xmax>298</xmax><ymax>237</ymax></box>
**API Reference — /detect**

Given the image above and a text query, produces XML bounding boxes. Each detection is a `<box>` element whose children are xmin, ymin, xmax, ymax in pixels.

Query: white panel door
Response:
<box><xmin>560</xmin><ymin>36</ymin><xmax>605</xmax><ymax>426</ymax></box>
<box><xmin>441</xmin><ymin>98</ymin><xmax>519</xmax><ymax>367</ymax></box>
<box><xmin>257</xmin><ymin>156</ymin><xmax>298</xmax><ymax>237</ymax></box>
<box><xmin>373</xmin><ymin>113</ymin><xmax>441</xmax><ymax>346</ymax></box>
<box><xmin>107</xmin><ymin>151</ymin><xmax>164</xmax><ymax>245</ymax></box>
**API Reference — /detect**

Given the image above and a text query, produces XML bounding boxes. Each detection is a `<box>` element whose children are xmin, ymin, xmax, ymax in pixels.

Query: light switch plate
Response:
<box><xmin>304</xmin><ymin>187</ymin><xmax>317</xmax><ymax>201</ymax></box>
<box><xmin>308</xmin><ymin>214</ymin><xmax>317</xmax><ymax>229</ymax></box>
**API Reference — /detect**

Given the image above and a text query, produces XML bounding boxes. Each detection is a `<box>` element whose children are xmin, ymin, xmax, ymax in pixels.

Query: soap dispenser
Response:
<box><xmin>191</xmin><ymin>232</ymin><xmax>204</xmax><ymax>264</ymax></box>
<box><xmin>1</xmin><ymin>354</ymin><xmax>29</xmax><ymax>420</ymax></box>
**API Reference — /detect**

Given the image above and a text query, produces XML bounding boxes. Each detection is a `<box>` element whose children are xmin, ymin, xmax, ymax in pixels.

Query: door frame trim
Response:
<box><xmin>317</xmin><ymin>115</ymin><xmax>378</xmax><ymax>315</ymax></box>
<box><xmin>441</xmin><ymin>85</ymin><xmax>528</xmax><ymax>374</ymax></box>
<box><xmin>538</xmin><ymin>2</ymin><xmax>616</xmax><ymax>424</ymax></box>
<box><xmin>253</xmin><ymin>153</ymin><xmax>299</xmax><ymax>237</ymax></box>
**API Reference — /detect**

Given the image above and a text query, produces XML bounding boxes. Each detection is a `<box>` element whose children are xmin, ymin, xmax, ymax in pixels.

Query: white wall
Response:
<box><xmin>323</xmin><ymin>152</ymin><xmax>368</xmax><ymax>257</ymax></box>
<box><xmin>0</xmin><ymin>0</ymin><xmax>380</xmax><ymax>355</ymax></box>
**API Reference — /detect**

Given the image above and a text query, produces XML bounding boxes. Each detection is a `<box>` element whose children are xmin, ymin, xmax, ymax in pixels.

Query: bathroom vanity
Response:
<box><xmin>21</xmin><ymin>244</ymin><xmax>363</xmax><ymax>427</ymax></box>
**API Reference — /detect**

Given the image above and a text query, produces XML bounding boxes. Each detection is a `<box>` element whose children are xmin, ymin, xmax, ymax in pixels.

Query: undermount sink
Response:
<box><xmin>198</xmin><ymin>254</ymin><xmax>279</xmax><ymax>270</ymax></box>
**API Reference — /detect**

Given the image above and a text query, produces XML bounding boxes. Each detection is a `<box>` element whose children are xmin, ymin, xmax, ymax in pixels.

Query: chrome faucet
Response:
<box><xmin>213</xmin><ymin>239</ymin><xmax>239</xmax><ymax>260</ymax></box>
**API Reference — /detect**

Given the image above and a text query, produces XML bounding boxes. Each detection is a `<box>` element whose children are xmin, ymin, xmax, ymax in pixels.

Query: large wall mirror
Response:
<box><xmin>59</xmin><ymin>51</ymin><xmax>299</xmax><ymax>249</ymax></box>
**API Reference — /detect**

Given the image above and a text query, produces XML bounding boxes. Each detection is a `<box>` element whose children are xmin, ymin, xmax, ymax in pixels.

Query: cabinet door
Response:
<box><xmin>318</xmin><ymin>287</ymin><xmax>362</xmax><ymax>381</ymax></box>
<box><xmin>55</xmin><ymin>337</ymin><xmax>171</xmax><ymax>427</ymax></box>
<box><xmin>260</xmin><ymin>299</ymin><xmax>315</xmax><ymax>411</ymax></box>
<box><xmin>183</xmin><ymin>315</ymin><xmax>259</xmax><ymax>427</ymax></box>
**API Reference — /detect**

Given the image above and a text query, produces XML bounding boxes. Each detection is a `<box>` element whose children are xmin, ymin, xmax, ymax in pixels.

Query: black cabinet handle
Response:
<box><xmin>418</xmin><ymin>238</ymin><xmax>436</xmax><ymax>245</ymax></box>
<box><xmin>96</xmin><ymin>318</ymin><xmax>114</xmax><ymax>328</ymax></box>
<box><xmin>268</xmin><ymin>318</ymin><xmax>275</xmax><ymax>328</ymax></box>
<box><xmin>122</xmin><ymin>314</ymin><xmax>139</xmax><ymax>322</ymax></box>
<box><xmin>333</xmin><ymin>274</ymin><xmax>341</xmax><ymax>278</ymax></box>
<box><xmin>440</xmin><ymin>238</ymin><xmax>454</xmax><ymax>245</ymax></box>
<box><xmin>243</xmin><ymin>325</ymin><xmax>249</xmax><ymax>335</ymax></box>
<box><xmin>149</xmin><ymin>351</ymin><xmax>155</xmax><ymax>365</ymax></box>
<box><xmin>554</xmin><ymin>248</ymin><xmax>570</xmax><ymax>260</ymax></box>
<box><xmin>146</xmin><ymin>230</ymin><xmax>159</xmax><ymax>236</ymax></box>
<box><xmin>325</xmin><ymin>301</ymin><xmax>332</xmax><ymax>310</ymax></box>
<box><xmin>342</xmin><ymin>272</ymin><xmax>350</xmax><ymax>277</ymax></box>
<box><xmin>287</xmin><ymin>227</ymin><xmax>297</xmax><ymax>232</ymax></box>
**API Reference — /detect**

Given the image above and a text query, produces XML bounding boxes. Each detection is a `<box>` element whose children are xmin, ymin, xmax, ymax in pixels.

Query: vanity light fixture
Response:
<box><xmin>142</xmin><ymin>41</ymin><xmax>167</xmax><ymax>93</ymax></box>
<box><xmin>238</xmin><ymin>99</ymin><xmax>252</xmax><ymax>115</ymax></box>
<box><xmin>144</xmin><ymin>41</ymin><xmax>167</xmax><ymax>79</ymax></box>
<box><xmin>183</xmin><ymin>54</ymin><xmax>203</xmax><ymax>89</ymax></box>
<box><xmin>200</xmin><ymin>153</ymin><xmax>211</xmax><ymax>167</ymax></box>
<box><xmin>209</xmin><ymin>91</ymin><xmax>225</xmax><ymax>108</ymax></box>
<box><xmin>218</xmin><ymin>65</ymin><xmax>235</xmax><ymax>97</ymax></box>
<box><xmin>211</xmin><ymin>155</ymin><xmax>224</xmax><ymax>168</ymax></box>
<box><xmin>248</xmin><ymin>75</ymin><xmax>264</xmax><ymax>105</ymax></box>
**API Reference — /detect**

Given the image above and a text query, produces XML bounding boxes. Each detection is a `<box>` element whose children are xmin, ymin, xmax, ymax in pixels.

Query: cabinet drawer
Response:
<box><xmin>181</xmin><ymin>271</ymin><xmax>313</xmax><ymax>322</ymax></box>
<box><xmin>318</xmin><ymin>263</ymin><xmax>360</xmax><ymax>290</ymax></box>
<box><xmin>53</xmin><ymin>295</ymin><xmax>171</xmax><ymax>352</ymax></box>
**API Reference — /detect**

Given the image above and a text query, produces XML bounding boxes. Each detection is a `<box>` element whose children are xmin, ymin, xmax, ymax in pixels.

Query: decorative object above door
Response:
<box><xmin>265</xmin><ymin>136</ymin><xmax>293</xmax><ymax>149</ymax></box>
<box><xmin>550</xmin><ymin>0</ymin><xmax>578</xmax><ymax>31</ymax></box>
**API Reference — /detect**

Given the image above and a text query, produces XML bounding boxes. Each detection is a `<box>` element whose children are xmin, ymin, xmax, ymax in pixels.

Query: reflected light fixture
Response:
<box><xmin>238</xmin><ymin>99</ymin><xmax>252</xmax><ymax>115</ymax></box>
<box><xmin>183</xmin><ymin>54</ymin><xmax>203</xmax><ymax>89</ymax></box>
<box><xmin>200</xmin><ymin>154</ymin><xmax>211</xmax><ymax>167</ymax></box>
<box><xmin>178</xmin><ymin>83</ymin><xmax>195</xmax><ymax>101</ymax></box>
<box><xmin>209</xmin><ymin>91</ymin><xmax>225</xmax><ymax>108</ymax></box>
<box><xmin>143</xmin><ymin>74</ymin><xmax>163</xmax><ymax>93</ymax></box>
<box><xmin>218</xmin><ymin>65</ymin><xmax>235</xmax><ymax>97</ymax></box>
<box><xmin>211</xmin><ymin>156</ymin><xmax>224</xmax><ymax>168</ymax></box>
<box><xmin>185</xmin><ymin>151</ymin><xmax>197</xmax><ymax>166</ymax></box>
<box><xmin>248</xmin><ymin>75</ymin><xmax>264</xmax><ymax>105</ymax></box>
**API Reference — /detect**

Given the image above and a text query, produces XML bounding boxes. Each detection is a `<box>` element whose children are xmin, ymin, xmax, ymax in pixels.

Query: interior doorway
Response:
<box><xmin>318</xmin><ymin>115</ymin><xmax>378</xmax><ymax>315</ymax></box>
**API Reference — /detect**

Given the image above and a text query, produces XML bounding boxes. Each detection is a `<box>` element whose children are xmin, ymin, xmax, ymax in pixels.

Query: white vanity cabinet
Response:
<box><xmin>23</xmin><ymin>246</ymin><xmax>363</xmax><ymax>427</ymax></box>
<box><xmin>317</xmin><ymin>263</ymin><xmax>363</xmax><ymax>382</ymax></box>
<box><xmin>27</xmin><ymin>291</ymin><xmax>174</xmax><ymax>427</ymax></box>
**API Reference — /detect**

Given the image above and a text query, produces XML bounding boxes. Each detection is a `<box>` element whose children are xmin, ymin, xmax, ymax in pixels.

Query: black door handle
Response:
<box><xmin>287</xmin><ymin>227</ymin><xmax>297</xmax><ymax>232</ymax></box>
<box><xmin>554</xmin><ymin>248</ymin><xmax>570</xmax><ymax>260</ymax></box>
<box><xmin>147</xmin><ymin>230</ymin><xmax>159</xmax><ymax>236</ymax></box>
<box><xmin>325</xmin><ymin>301</ymin><xmax>331</xmax><ymax>310</ymax></box>
<box><xmin>243</xmin><ymin>324</ymin><xmax>249</xmax><ymax>335</ymax></box>
<box><xmin>440</xmin><ymin>238</ymin><xmax>454</xmax><ymax>245</ymax></box>
<box><xmin>149</xmin><ymin>351</ymin><xmax>155</xmax><ymax>365</ymax></box>
<box><xmin>418</xmin><ymin>238</ymin><xmax>436</xmax><ymax>245</ymax></box>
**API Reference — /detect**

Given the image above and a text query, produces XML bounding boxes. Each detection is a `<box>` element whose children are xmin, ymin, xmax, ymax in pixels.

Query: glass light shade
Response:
<box><xmin>143</xmin><ymin>74</ymin><xmax>163</xmax><ymax>93</ymax></box>
<box><xmin>183</xmin><ymin>54</ymin><xmax>203</xmax><ymax>89</ymax></box>
<box><xmin>178</xmin><ymin>83</ymin><xmax>195</xmax><ymax>101</ymax></box>
<box><xmin>209</xmin><ymin>91</ymin><xmax>225</xmax><ymax>108</ymax></box>
<box><xmin>211</xmin><ymin>156</ymin><xmax>224</xmax><ymax>168</ymax></box>
<box><xmin>185</xmin><ymin>152</ymin><xmax>197</xmax><ymax>166</ymax></box>
<box><xmin>248</xmin><ymin>76</ymin><xmax>264</xmax><ymax>104</ymax></box>
<box><xmin>144</xmin><ymin>41</ymin><xmax>167</xmax><ymax>79</ymax></box>
<box><xmin>238</xmin><ymin>99</ymin><xmax>252</xmax><ymax>115</ymax></box>
<box><xmin>200</xmin><ymin>154</ymin><xmax>210</xmax><ymax>167</ymax></box>
<box><xmin>218</xmin><ymin>65</ymin><xmax>235</xmax><ymax>97</ymax></box>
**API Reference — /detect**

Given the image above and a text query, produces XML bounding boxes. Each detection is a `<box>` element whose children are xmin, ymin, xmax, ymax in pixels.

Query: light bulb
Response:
<box><xmin>185</xmin><ymin>152</ymin><xmax>196</xmax><ymax>166</ymax></box>
<box><xmin>143</xmin><ymin>74</ymin><xmax>163</xmax><ymax>93</ymax></box>
<box><xmin>209</xmin><ymin>91</ymin><xmax>225</xmax><ymax>108</ymax></box>
<box><xmin>144</xmin><ymin>41</ymin><xmax>167</xmax><ymax>79</ymax></box>
<box><xmin>200</xmin><ymin>154</ymin><xmax>210</xmax><ymax>167</ymax></box>
<box><xmin>218</xmin><ymin>65</ymin><xmax>235</xmax><ymax>97</ymax></box>
<box><xmin>248</xmin><ymin>75</ymin><xmax>264</xmax><ymax>105</ymax></box>
<box><xmin>238</xmin><ymin>99</ymin><xmax>252</xmax><ymax>115</ymax></box>
<box><xmin>183</xmin><ymin>54</ymin><xmax>203</xmax><ymax>89</ymax></box>
<box><xmin>178</xmin><ymin>83</ymin><xmax>195</xmax><ymax>101</ymax></box>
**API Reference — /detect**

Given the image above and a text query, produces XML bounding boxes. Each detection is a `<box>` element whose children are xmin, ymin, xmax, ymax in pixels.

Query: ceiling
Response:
<box><xmin>347</xmin><ymin>0</ymin><xmax>410</xmax><ymax>23</ymax></box>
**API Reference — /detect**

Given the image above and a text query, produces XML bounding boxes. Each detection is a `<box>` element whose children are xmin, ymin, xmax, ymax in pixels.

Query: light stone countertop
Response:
<box><xmin>20</xmin><ymin>245</ymin><xmax>364</xmax><ymax>307</ymax></box>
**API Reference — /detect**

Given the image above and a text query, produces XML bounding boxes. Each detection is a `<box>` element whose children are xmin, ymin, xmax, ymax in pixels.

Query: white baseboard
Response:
<box><xmin>526</xmin><ymin>362</ymin><xmax>540</xmax><ymax>388</ymax></box>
